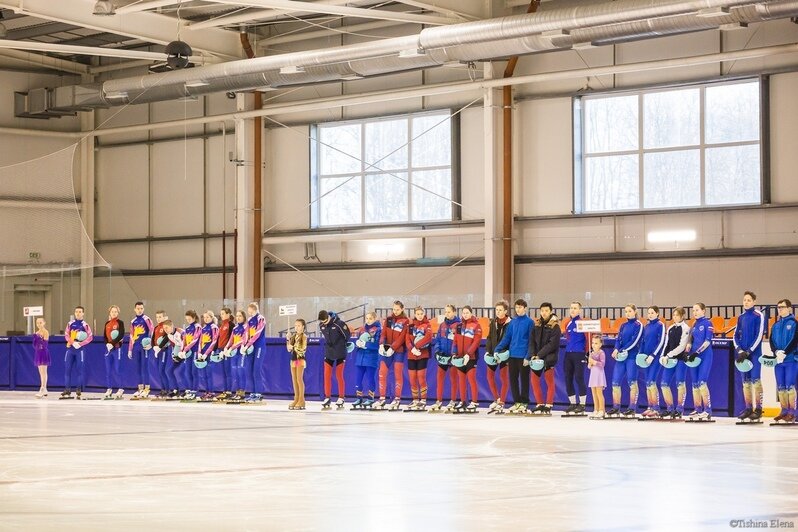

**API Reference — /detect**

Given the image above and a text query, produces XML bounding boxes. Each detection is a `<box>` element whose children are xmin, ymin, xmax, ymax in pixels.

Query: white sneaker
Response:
<box><xmin>416</xmin><ymin>400</ymin><xmax>426</xmax><ymax>410</ymax></box>
<box><xmin>489</xmin><ymin>400</ymin><xmax>500</xmax><ymax>410</ymax></box>
<box><xmin>389</xmin><ymin>398</ymin><xmax>401</xmax><ymax>410</ymax></box>
<box><xmin>115</xmin><ymin>388</ymin><xmax>124</xmax><ymax>399</ymax></box>
<box><xmin>445</xmin><ymin>400</ymin><xmax>457</xmax><ymax>410</ymax></box>
<box><xmin>141</xmin><ymin>388</ymin><xmax>150</xmax><ymax>399</ymax></box>
<box><xmin>697</xmin><ymin>411</ymin><xmax>711</xmax><ymax>420</ymax></box>
<box><xmin>132</xmin><ymin>390</ymin><xmax>141</xmax><ymax>399</ymax></box>
<box><xmin>104</xmin><ymin>388</ymin><xmax>112</xmax><ymax>398</ymax></box>
<box><xmin>335</xmin><ymin>398</ymin><xmax>345</xmax><ymax>408</ymax></box>
<box><xmin>407</xmin><ymin>400</ymin><xmax>418</xmax><ymax>408</ymax></box>
<box><xmin>429</xmin><ymin>401</ymin><xmax>442</xmax><ymax>411</ymax></box>
<box><xmin>466</xmin><ymin>401</ymin><xmax>478</xmax><ymax>411</ymax></box>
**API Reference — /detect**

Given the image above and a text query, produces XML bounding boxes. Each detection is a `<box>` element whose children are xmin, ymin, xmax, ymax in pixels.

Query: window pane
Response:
<box><xmin>320</xmin><ymin>176</ymin><xmax>361</xmax><ymax>225</ymax></box>
<box><xmin>411</xmin><ymin>113</ymin><xmax>451</xmax><ymax>167</ymax></box>
<box><xmin>365</xmin><ymin>173</ymin><xmax>408</xmax><ymax>224</ymax></box>
<box><xmin>319</xmin><ymin>124</ymin><xmax>361</xmax><ymax>175</ymax></box>
<box><xmin>584</xmin><ymin>154</ymin><xmax>639</xmax><ymax>212</ymax></box>
<box><xmin>412</xmin><ymin>169</ymin><xmax>452</xmax><ymax>222</ymax></box>
<box><xmin>706</xmin><ymin>145</ymin><xmax>761</xmax><ymax>205</ymax></box>
<box><xmin>643</xmin><ymin>150</ymin><xmax>700</xmax><ymax>209</ymax></box>
<box><xmin>365</xmin><ymin>118</ymin><xmax>408</xmax><ymax>171</ymax></box>
<box><xmin>705</xmin><ymin>81</ymin><xmax>760</xmax><ymax>144</ymax></box>
<box><xmin>643</xmin><ymin>89</ymin><xmax>700</xmax><ymax>149</ymax></box>
<box><xmin>584</xmin><ymin>95</ymin><xmax>638</xmax><ymax>153</ymax></box>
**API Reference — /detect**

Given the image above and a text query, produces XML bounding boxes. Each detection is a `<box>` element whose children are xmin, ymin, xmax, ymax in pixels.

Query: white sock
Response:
<box><xmin>569</xmin><ymin>395</ymin><xmax>576</xmax><ymax>404</ymax></box>
<box><xmin>579</xmin><ymin>395</ymin><xmax>587</xmax><ymax>405</ymax></box>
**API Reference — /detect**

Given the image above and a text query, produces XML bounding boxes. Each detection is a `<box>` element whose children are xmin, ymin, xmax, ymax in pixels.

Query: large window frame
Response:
<box><xmin>573</xmin><ymin>76</ymin><xmax>769</xmax><ymax>215</ymax></box>
<box><xmin>310</xmin><ymin>109</ymin><xmax>460</xmax><ymax>229</ymax></box>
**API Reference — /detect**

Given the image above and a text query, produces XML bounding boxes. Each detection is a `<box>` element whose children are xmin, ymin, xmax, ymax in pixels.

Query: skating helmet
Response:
<box><xmin>685</xmin><ymin>356</ymin><xmax>702</xmax><ymax>368</ymax></box>
<box><xmin>436</xmin><ymin>354</ymin><xmax>452</xmax><ymax>365</ymax></box>
<box><xmin>636</xmin><ymin>353</ymin><xmax>652</xmax><ymax>368</ymax></box>
<box><xmin>758</xmin><ymin>355</ymin><xmax>777</xmax><ymax>368</ymax></box>
<box><xmin>529</xmin><ymin>358</ymin><xmax>545</xmax><ymax>371</ymax></box>
<box><xmin>659</xmin><ymin>356</ymin><xmax>677</xmax><ymax>369</ymax></box>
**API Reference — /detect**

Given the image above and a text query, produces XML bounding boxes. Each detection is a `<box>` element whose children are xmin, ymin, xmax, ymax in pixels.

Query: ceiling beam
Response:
<box><xmin>260</xmin><ymin>19</ymin><xmax>408</xmax><ymax>46</ymax></box>
<box><xmin>204</xmin><ymin>0</ymin><xmax>459</xmax><ymax>26</ymax></box>
<box><xmin>189</xmin><ymin>0</ymin><xmax>363</xmax><ymax>30</ymax></box>
<box><xmin>116</xmin><ymin>0</ymin><xmax>183</xmax><ymax>13</ymax></box>
<box><xmin>0</xmin><ymin>49</ymin><xmax>88</xmax><ymax>74</ymax></box>
<box><xmin>0</xmin><ymin>0</ymin><xmax>243</xmax><ymax>59</ymax></box>
<box><xmin>0</xmin><ymin>38</ymin><xmax>206</xmax><ymax>62</ymax></box>
<box><xmin>389</xmin><ymin>0</ymin><xmax>478</xmax><ymax>21</ymax></box>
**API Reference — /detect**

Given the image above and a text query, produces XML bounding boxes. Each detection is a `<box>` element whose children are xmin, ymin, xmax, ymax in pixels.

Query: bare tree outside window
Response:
<box><xmin>578</xmin><ymin>80</ymin><xmax>761</xmax><ymax>213</ymax></box>
<box><xmin>312</xmin><ymin>110</ymin><xmax>455</xmax><ymax>227</ymax></box>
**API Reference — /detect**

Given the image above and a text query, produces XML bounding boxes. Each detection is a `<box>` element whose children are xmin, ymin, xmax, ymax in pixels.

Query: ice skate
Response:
<box><xmin>428</xmin><ymin>401</ymin><xmax>443</xmax><ymax>413</ymax></box>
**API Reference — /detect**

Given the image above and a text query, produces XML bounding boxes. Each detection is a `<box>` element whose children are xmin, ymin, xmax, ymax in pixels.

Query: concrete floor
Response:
<box><xmin>1</xmin><ymin>392</ymin><xmax>797</xmax><ymax>532</ymax></box>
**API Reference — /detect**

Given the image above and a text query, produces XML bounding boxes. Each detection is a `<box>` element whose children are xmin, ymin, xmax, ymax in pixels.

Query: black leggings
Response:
<box><xmin>407</xmin><ymin>358</ymin><xmax>428</xmax><ymax>371</ymax></box>
<box><xmin>508</xmin><ymin>358</ymin><xmax>530</xmax><ymax>404</ymax></box>
<box><xmin>564</xmin><ymin>351</ymin><xmax>587</xmax><ymax>397</ymax></box>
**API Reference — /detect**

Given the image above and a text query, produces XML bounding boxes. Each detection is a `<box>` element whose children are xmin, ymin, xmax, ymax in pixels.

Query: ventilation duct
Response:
<box><xmin>21</xmin><ymin>0</ymin><xmax>798</xmax><ymax>116</ymax></box>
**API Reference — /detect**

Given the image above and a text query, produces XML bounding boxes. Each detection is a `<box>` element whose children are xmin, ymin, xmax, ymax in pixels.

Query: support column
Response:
<box><xmin>234</xmin><ymin>93</ymin><xmax>255</xmax><ymax>301</ymax></box>
<box><xmin>79</xmin><ymin>108</ymin><xmax>95</xmax><ymax>318</ymax></box>
<box><xmin>483</xmin><ymin>62</ymin><xmax>504</xmax><ymax>306</ymax></box>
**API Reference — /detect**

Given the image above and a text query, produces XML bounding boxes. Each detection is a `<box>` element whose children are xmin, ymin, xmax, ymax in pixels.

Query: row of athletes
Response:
<box><xmin>53</xmin><ymin>292</ymin><xmax>797</xmax><ymax>419</ymax></box>
<box><xmin>56</xmin><ymin>302</ymin><xmax>267</xmax><ymax>402</ymax></box>
<box><xmin>312</xmin><ymin>292</ymin><xmax>797</xmax><ymax>419</ymax></box>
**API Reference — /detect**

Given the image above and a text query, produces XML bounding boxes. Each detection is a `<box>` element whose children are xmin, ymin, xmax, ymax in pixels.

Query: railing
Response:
<box><xmin>278</xmin><ymin>303</ymin><xmax>367</xmax><ymax>338</ymax></box>
<box><xmin>374</xmin><ymin>304</ymin><xmax>796</xmax><ymax>336</ymax></box>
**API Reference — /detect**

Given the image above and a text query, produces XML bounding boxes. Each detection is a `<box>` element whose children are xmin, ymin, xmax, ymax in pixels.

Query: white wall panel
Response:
<box><xmin>97</xmin><ymin>242</ymin><xmax>149</xmax><ymax>270</ymax></box>
<box><xmin>150</xmin><ymin>240</ymin><xmax>204</xmax><ymax>269</ymax></box>
<box><xmin>615</xmin><ymin>31</ymin><xmax>719</xmax><ymax>87</ymax></box>
<box><xmin>150</xmin><ymin>138</ymin><xmax>205</xmax><ymax>237</ymax></box>
<box><xmin>769</xmin><ymin>72</ymin><xmax>798</xmax><ymax>203</ymax></box>
<box><xmin>264</xmin><ymin>126</ymin><xmax>310</xmax><ymax>231</ymax></box>
<box><xmin>516</xmin><ymin>97</ymin><xmax>573</xmax><ymax>217</ymax></box>
<box><xmin>94</xmin><ymin>103</ymin><xmax>149</xmax><ymax>145</ymax></box>
<box><xmin>96</xmin><ymin>145</ymin><xmax>149</xmax><ymax>240</ymax></box>
<box><xmin>205</xmin><ymin>134</ymin><xmax>236</xmax><ymax>233</ymax></box>
<box><xmin>458</xmin><ymin>107</ymin><xmax>485</xmax><ymax>221</ymax></box>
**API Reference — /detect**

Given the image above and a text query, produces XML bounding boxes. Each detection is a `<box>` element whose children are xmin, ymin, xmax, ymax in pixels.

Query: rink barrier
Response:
<box><xmin>0</xmin><ymin>335</ymin><xmax>744</xmax><ymax>416</ymax></box>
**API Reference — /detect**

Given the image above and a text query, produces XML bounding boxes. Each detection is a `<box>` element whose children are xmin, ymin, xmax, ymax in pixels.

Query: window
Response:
<box><xmin>574</xmin><ymin>79</ymin><xmax>763</xmax><ymax>213</ymax></box>
<box><xmin>311</xmin><ymin>110</ymin><xmax>456</xmax><ymax>228</ymax></box>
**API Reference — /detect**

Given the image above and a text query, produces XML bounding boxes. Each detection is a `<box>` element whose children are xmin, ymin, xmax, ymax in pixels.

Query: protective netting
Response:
<box><xmin>0</xmin><ymin>144</ymin><xmax>139</xmax><ymax>334</ymax></box>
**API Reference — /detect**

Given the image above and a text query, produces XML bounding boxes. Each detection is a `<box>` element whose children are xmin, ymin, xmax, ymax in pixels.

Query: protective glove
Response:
<box><xmin>356</xmin><ymin>340</ymin><xmax>366</xmax><ymax>349</ymax></box>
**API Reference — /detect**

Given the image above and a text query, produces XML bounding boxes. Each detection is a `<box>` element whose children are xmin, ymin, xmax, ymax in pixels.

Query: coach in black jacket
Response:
<box><xmin>528</xmin><ymin>303</ymin><xmax>561</xmax><ymax>414</ymax></box>
<box><xmin>318</xmin><ymin>310</ymin><xmax>351</xmax><ymax>408</ymax></box>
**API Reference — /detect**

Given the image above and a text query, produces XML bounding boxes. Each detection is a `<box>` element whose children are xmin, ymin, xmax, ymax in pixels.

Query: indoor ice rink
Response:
<box><xmin>2</xmin><ymin>0</ymin><xmax>798</xmax><ymax>530</ymax></box>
